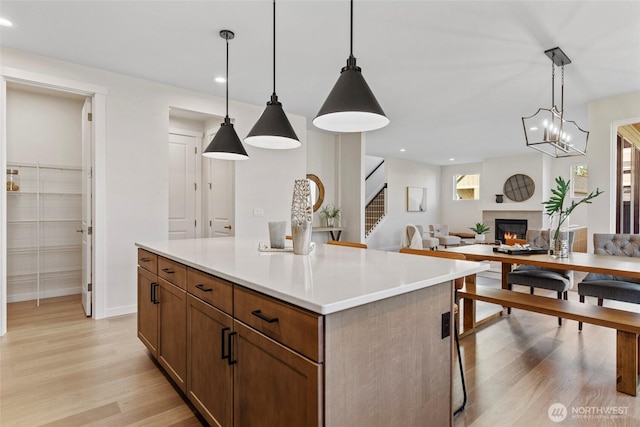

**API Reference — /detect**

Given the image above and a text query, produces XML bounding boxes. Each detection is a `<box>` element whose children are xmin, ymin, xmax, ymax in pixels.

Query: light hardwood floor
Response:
<box><xmin>2</xmin><ymin>287</ymin><xmax>638</xmax><ymax>427</ymax></box>
<box><xmin>454</xmin><ymin>273</ymin><xmax>640</xmax><ymax>427</ymax></box>
<box><xmin>0</xmin><ymin>295</ymin><xmax>203</xmax><ymax>426</ymax></box>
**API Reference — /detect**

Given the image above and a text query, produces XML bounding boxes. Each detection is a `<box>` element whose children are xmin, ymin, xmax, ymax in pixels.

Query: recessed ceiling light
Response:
<box><xmin>0</xmin><ymin>17</ymin><xmax>13</xmax><ymax>27</ymax></box>
<box><xmin>529</xmin><ymin>126</ymin><xmax>538</xmax><ymax>131</ymax></box>
<box><xmin>400</xmin><ymin>148</ymin><xmax>406</xmax><ymax>152</ymax></box>
<box><xmin>214</xmin><ymin>76</ymin><xmax>226</xmax><ymax>83</ymax></box>
<box><xmin>449</xmin><ymin>158</ymin><xmax>455</xmax><ymax>161</ymax></box>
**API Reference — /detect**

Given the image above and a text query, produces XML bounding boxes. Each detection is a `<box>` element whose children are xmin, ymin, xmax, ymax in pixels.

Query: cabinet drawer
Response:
<box><xmin>138</xmin><ymin>248</ymin><xmax>158</xmax><ymax>274</ymax></box>
<box><xmin>234</xmin><ymin>287</ymin><xmax>323</xmax><ymax>362</ymax></box>
<box><xmin>187</xmin><ymin>268</ymin><xmax>233</xmax><ymax>315</ymax></box>
<box><xmin>158</xmin><ymin>257</ymin><xmax>187</xmax><ymax>290</ymax></box>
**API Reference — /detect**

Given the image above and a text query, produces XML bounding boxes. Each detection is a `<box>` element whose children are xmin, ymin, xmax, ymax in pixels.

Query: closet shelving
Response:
<box><xmin>6</xmin><ymin>162</ymin><xmax>82</xmax><ymax>305</ymax></box>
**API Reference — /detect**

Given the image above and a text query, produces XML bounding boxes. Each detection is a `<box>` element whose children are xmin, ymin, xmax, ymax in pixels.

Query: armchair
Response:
<box><xmin>429</xmin><ymin>224</ymin><xmax>461</xmax><ymax>248</ymax></box>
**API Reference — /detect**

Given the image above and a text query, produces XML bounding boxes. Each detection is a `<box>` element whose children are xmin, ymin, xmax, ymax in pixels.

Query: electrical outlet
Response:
<box><xmin>441</xmin><ymin>312</ymin><xmax>451</xmax><ymax>339</ymax></box>
<box><xmin>253</xmin><ymin>208</ymin><xmax>265</xmax><ymax>217</ymax></box>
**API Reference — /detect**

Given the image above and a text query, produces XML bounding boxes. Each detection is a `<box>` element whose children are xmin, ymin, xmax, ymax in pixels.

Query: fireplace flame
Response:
<box><xmin>504</xmin><ymin>232</ymin><xmax>519</xmax><ymax>240</ymax></box>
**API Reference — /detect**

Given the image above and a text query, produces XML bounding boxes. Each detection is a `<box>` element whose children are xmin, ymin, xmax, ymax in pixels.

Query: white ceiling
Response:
<box><xmin>1</xmin><ymin>1</ymin><xmax>639</xmax><ymax>165</ymax></box>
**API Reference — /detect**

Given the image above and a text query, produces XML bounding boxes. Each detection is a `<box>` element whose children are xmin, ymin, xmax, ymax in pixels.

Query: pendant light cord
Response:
<box><xmin>225</xmin><ymin>33</ymin><xmax>229</xmax><ymax>119</ymax></box>
<box><xmin>350</xmin><ymin>0</ymin><xmax>353</xmax><ymax>57</ymax></box>
<box><xmin>273</xmin><ymin>0</ymin><xmax>276</xmax><ymax>97</ymax></box>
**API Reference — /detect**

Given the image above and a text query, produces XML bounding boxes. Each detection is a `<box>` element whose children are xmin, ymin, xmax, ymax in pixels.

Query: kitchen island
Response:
<box><xmin>136</xmin><ymin>237</ymin><xmax>488</xmax><ymax>427</ymax></box>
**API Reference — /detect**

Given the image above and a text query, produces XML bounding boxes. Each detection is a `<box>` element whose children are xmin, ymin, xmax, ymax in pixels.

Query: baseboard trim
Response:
<box><xmin>7</xmin><ymin>288</ymin><xmax>80</xmax><ymax>303</ymax></box>
<box><xmin>106</xmin><ymin>304</ymin><xmax>137</xmax><ymax>318</ymax></box>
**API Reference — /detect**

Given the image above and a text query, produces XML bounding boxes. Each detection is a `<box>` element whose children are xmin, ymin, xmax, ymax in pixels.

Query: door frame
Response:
<box><xmin>611</xmin><ymin>117</ymin><xmax>640</xmax><ymax>232</ymax></box>
<box><xmin>0</xmin><ymin>67</ymin><xmax>108</xmax><ymax>335</ymax></box>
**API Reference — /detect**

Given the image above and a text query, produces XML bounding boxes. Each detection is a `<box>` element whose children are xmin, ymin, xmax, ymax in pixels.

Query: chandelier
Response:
<box><xmin>522</xmin><ymin>47</ymin><xmax>588</xmax><ymax>158</ymax></box>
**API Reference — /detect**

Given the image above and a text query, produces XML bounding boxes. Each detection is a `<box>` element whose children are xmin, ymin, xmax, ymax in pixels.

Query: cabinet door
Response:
<box><xmin>137</xmin><ymin>267</ymin><xmax>158</xmax><ymax>358</ymax></box>
<box><xmin>158</xmin><ymin>278</ymin><xmax>187</xmax><ymax>392</ymax></box>
<box><xmin>187</xmin><ymin>295</ymin><xmax>233</xmax><ymax>427</ymax></box>
<box><xmin>233</xmin><ymin>321</ymin><xmax>322</xmax><ymax>427</ymax></box>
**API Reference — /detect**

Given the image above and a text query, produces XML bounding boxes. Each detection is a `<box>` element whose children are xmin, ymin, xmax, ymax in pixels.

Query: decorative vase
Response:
<box><xmin>495</xmin><ymin>194</ymin><xmax>504</xmax><ymax>203</ymax></box>
<box><xmin>327</xmin><ymin>217</ymin><xmax>336</xmax><ymax>228</ymax></box>
<box><xmin>475</xmin><ymin>233</ymin><xmax>486</xmax><ymax>243</ymax></box>
<box><xmin>291</xmin><ymin>179</ymin><xmax>313</xmax><ymax>255</ymax></box>
<box><xmin>549</xmin><ymin>213</ymin><xmax>569</xmax><ymax>258</ymax></box>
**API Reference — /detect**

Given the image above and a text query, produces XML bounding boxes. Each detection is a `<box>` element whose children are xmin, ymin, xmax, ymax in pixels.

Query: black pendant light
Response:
<box><xmin>313</xmin><ymin>0</ymin><xmax>389</xmax><ymax>133</ymax></box>
<box><xmin>245</xmin><ymin>0</ymin><xmax>300</xmax><ymax>149</ymax></box>
<box><xmin>203</xmin><ymin>30</ymin><xmax>249</xmax><ymax>160</ymax></box>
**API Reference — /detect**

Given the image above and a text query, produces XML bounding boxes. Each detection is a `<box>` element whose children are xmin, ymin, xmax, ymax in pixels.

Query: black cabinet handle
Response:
<box><xmin>149</xmin><ymin>282</ymin><xmax>154</xmax><ymax>302</ymax></box>
<box><xmin>251</xmin><ymin>310</ymin><xmax>279</xmax><ymax>323</ymax></box>
<box><xmin>161</xmin><ymin>268</ymin><xmax>174</xmax><ymax>274</ymax></box>
<box><xmin>228</xmin><ymin>332</ymin><xmax>237</xmax><ymax>365</ymax></box>
<box><xmin>151</xmin><ymin>283</ymin><xmax>160</xmax><ymax>304</ymax></box>
<box><xmin>195</xmin><ymin>283</ymin><xmax>213</xmax><ymax>292</ymax></box>
<box><xmin>140</xmin><ymin>257</ymin><xmax>150</xmax><ymax>262</ymax></box>
<box><xmin>221</xmin><ymin>327</ymin><xmax>230</xmax><ymax>360</ymax></box>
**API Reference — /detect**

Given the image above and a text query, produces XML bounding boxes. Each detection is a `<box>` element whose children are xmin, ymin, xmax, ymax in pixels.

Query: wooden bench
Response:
<box><xmin>458</xmin><ymin>285</ymin><xmax>640</xmax><ymax>396</ymax></box>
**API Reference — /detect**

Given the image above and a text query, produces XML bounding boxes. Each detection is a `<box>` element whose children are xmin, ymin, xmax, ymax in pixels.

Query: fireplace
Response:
<box><xmin>495</xmin><ymin>219</ymin><xmax>528</xmax><ymax>243</ymax></box>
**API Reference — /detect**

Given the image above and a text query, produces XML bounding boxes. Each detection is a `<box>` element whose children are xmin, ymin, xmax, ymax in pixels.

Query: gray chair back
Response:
<box><xmin>593</xmin><ymin>234</ymin><xmax>640</xmax><ymax>257</ymax></box>
<box><xmin>526</xmin><ymin>229</ymin><xmax>575</xmax><ymax>251</ymax></box>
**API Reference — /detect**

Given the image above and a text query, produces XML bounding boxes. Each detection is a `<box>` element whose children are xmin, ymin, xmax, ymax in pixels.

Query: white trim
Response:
<box><xmin>169</xmin><ymin>127</ymin><xmax>203</xmax><ymax>138</ymax></box>
<box><xmin>7</xmin><ymin>287</ymin><xmax>81</xmax><ymax>304</ymax></box>
<box><xmin>611</xmin><ymin>117</ymin><xmax>640</xmax><ymax>232</ymax></box>
<box><xmin>1</xmin><ymin>67</ymin><xmax>108</xmax><ymax>335</ymax></box>
<box><xmin>0</xmin><ymin>77</ymin><xmax>6</xmax><ymax>335</ymax></box>
<box><xmin>105</xmin><ymin>304</ymin><xmax>137</xmax><ymax>318</ymax></box>
<box><xmin>1</xmin><ymin>67</ymin><xmax>108</xmax><ymax>95</ymax></box>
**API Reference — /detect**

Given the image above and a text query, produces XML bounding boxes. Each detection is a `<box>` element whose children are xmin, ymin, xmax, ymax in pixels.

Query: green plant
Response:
<box><xmin>543</xmin><ymin>176</ymin><xmax>603</xmax><ymax>241</ymax></box>
<box><xmin>469</xmin><ymin>222</ymin><xmax>491</xmax><ymax>234</ymax></box>
<box><xmin>319</xmin><ymin>204</ymin><xmax>341</xmax><ymax>220</ymax></box>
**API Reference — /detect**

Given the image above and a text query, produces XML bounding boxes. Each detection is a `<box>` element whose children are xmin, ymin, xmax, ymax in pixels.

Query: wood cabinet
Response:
<box><xmin>187</xmin><ymin>295</ymin><xmax>233</xmax><ymax>427</ymax></box>
<box><xmin>157</xmin><ymin>278</ymin><xmax>187</xmax><ymax>393</ymax></box>
<box><xmin>233</xmin><ymin>320</ymin><xmax>322</xmax><ymax>427</ymax></box>
<box><xmin>137</xmin><ymin>246</ymin><xmax>452</xmax><ymax>427</ymax></box>
<box><xmin>137</xmin><ymin>267</ymin><xmax>158</xmax><ymax>357</ymax></box>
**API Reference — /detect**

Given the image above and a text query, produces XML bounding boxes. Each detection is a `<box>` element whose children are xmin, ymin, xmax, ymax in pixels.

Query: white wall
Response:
<box><xmin>1</xmin><ymin>47</ymin><xmax>306</xmax><ymax>318</ymax></box>
<box><xmin>338</xmin><ymin>133</ymin><xmax>365</xmax><ymax>243</ymax></box>
<box><xmin>587</xmin><ymin>91</ymin><xmax>640</xmax><ymax>240</ymax></box>
<box><xmin>6</xmin><ymin>87</ymin><xmax>83</xmax><ymax>166</ymax></box>
<box><xmin>366</xmin><ymin>158</ymin><xmax>440</xmax><ymax>250</ymax></box>
<box><xmin>306</xmin><ymin>130</ymin><xmax>338</xmax><ymax>229</ymax></box>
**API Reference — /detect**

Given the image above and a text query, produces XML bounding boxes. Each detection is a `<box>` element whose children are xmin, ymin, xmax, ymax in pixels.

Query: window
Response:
<box><xmin>454</xmin><ymin>174</ymin><xmax>480</xmax><ymax>200</ymax></box>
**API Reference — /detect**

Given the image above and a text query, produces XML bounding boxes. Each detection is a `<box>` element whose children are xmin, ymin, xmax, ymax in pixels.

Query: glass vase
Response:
<box><xmin>549</xmin><ymin>213</ymin><xmax>570</xmax><ymax>258</ymax></box>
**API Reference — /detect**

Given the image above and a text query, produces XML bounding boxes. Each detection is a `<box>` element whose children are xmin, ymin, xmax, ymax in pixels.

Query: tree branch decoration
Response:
<box><xmin>542</xmin><ymin>176</ymin><xmax>603</xmax><ymax>241</ymax></box>
<box><xmin>291</xmin><ymin>179</ymin><xmax>313</xmax><ymax>225</ymax></box>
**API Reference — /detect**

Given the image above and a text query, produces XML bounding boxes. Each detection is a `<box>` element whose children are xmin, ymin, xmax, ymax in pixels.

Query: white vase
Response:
<box><xmin>327</xmin><ymin>217</ymin><xmax>336</xmax><ymax>228</ymax></box>
<box><xmin>475</xmin><ymin>233</ymin><xmax>486</xmax><ymax>243</ymax></box>
<box><xmin>291</xmin><ymin>179</ymin><xmax>313</xmax><ymax>255</ymax></box>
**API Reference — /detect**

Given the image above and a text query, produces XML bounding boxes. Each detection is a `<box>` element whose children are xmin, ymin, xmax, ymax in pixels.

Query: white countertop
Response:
<box><xmin>136</xmin><ymin>237</ymin><xmax>488</xmax><ymax>315</ymax></box>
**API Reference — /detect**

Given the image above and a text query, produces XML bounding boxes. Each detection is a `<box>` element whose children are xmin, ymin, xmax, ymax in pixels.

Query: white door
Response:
<box><xmin>204</xmin><ymin>128</ymin><xmax>234</xmax><ymax>237</ymax></box>
<box><xmin>168</xmin><ymin>131</ymin><xmax>201</xmax><ymax>239</ymax></box>
<box><xmin>81</xmin><ymin>98</ymin><xmax>93</xmax><ymax>317</ymax></box>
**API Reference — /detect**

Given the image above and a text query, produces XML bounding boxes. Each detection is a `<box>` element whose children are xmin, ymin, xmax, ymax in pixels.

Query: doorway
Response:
<box><xmin>1</xmin><ymin>69</ymin><xmax>106</xmax><ymax>335</ymax></box>
<box><xmin>615</xmin><ymin>123</ymin><xmax>640</xmax><ymax>234</ymax></box>
<box><xmin>4</xmin><ymin>82</ymin><xmax>92</xmax><ymax>316</ymax></box>
<box><xmin>168</xmin><ymin>108</ymin><xmax>235</xmax><ymax>239</ymax></box>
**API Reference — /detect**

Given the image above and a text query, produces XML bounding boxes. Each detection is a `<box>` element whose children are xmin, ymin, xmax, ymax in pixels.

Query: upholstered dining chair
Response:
<box><xmin>429</xmin><ymin>224</ymin><xmax>461</xmax><ymax>248</ymax></box>
<box><xmin>398</xmin><ymin>248</ymin><xmax>468</xmax><ymax>416</ymax></box>
<box><xmin>577</xmin><ymin>233</ymin><xmax>640</xmax><ymax>331</ymax></box>
<box><xmin>326</xmin><ymin>240</ymin><xmax>367</xmax><ymax>249</ymax></box>
<box><xmin>506</xmin><ymin>229</ymin><xmax>575</xmax><ymax>325</ymax></box>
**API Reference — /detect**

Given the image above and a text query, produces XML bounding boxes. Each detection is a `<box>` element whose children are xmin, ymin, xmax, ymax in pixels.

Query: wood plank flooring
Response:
<box><xmin>2</xmin><ymin>284</ymin><xmax>638</xmax><ymax>427</ymax></box>
<box><xmin>0</xmin><ymin>295</ymin><xmax>203</xmax><ymax>426</ymax></box>
<box><xmin>454</xmin><ymin>274</ymin><xmax>640</xmax><ymax>427</ymax></box>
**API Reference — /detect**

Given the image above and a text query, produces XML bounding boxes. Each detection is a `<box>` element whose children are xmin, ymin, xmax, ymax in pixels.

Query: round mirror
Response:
<box><xmin>307</xmin><ymin>174</ymin><xmax>325</xmax><ymax>212</ymax></box>
<box><xmin>503</xmin><ymin>174</ymin><xmax>535</xmax><ymax>202</ymax></box>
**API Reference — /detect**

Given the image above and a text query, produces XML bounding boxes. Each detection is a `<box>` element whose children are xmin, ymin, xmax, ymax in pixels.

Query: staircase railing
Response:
<box><xmin>365</xmin><ymin>184</ymin><xmax>387</xmax><ymax>237</ymax></box>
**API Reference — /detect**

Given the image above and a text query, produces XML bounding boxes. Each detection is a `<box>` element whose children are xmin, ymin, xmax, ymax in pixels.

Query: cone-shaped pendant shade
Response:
<box><xmin>313</xmin><ymin>58</ymin><xmax>389</xmax><ymax>133</ymax></box>
<box><xmin>245</xmin><ymin>95</ymin><xmax>300</xmax><ymax>149</ymax></box>
<box><xmin>203</xmin><ymin>117</ymin><xmax>249</xmax><ymax>160</ymax></box>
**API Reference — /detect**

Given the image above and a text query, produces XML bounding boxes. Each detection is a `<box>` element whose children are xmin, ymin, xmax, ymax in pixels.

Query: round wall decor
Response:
<box><xmin>503</xmin><ymin>174</ymin><xmax>535</xmax><ymax>202</ymax></box>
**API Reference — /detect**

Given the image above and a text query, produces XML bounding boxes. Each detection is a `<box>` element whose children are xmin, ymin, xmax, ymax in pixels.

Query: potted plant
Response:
<box><xmin>319</xmin><ymin>204</ymin><xmax>341</xmax><ymax>227</ymax></box>
<box><xmin>543</xmin><ymin>176</ymin><xmax>603</xmax><ymax>257</ymax></box>
<box><xmin>469</xmin><ymin>222</ymin><xmax>491</xmax><ymax>243</ymax></box>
